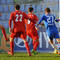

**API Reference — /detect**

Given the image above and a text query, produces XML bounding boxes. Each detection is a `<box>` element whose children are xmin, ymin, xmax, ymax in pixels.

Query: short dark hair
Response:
<box><xmin>15</xmin><ymin>4</ymin><xmax>20</xmax><ymax>10</ymax></box>
<box><xmin>45</xmin><ymin>8</ymin><xmax>51</xmax><ymax>13</ymax></box>
<box><xmin>28</xmin><ymin>7</ymin><xmax>33</xmax><ymax>12</ymax></box>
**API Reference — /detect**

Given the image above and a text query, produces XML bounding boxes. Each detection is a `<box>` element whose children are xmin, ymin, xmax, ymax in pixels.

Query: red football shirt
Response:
<box><xmin>9</xmin><ymin>10</ymin><xmax>29</xmax><ymax>33</ymax></box>
<box><xmin>25</xmin><ymin>13</ymin><xmax>39</xmax><ymax>30</ymax></box>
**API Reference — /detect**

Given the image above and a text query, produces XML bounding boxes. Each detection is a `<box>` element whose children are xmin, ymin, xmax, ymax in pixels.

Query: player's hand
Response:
<box><xmin>40</xmin><ymin>23</ymin><xmax>44</xmax><ymax>26</ymax></box>
<box><xmin>59</xmin><ymin>19</ymin><xmax>60</xmax><ymax>21</ymax></box>
<box><xmin>37</xmin><ymin>24</ymin><xmax>40</xmax><ymax>26</ymax></box>
<box><xmin>35</xmin><ymin>27</ymin><xmax>39</xmax><ymax>31</ymax></box>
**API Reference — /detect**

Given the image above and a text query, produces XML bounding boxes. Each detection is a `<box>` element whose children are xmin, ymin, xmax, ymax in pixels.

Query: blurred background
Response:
<box><xmin>0</xmin><ymin>0</ymin><xmax>59</xmax><ymax>28</ymax></box>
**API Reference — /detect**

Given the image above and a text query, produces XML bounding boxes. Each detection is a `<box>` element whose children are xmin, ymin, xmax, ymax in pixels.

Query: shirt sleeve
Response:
<box><xmin>35</xmin><ymin>15</ymin><xmax>39</xmax><ymax>21</ymax></box>
<box><xmin>34</xmin><ymin>15</ymin><xmax>39</xmax><ymax>24</ymax></box>
<box><xmin>9</xmin><ymin>12</ymin><xmax>14</xmax><ymax>29</ymax></box>
<box><xmin>39</xmin><ymin>15</ymin><xmax>45</xmax><ymax>24</ymax></box>
<box><xmin>23</xmin><ymin>12</ymin><xmax>29</xmax><ymax>19</ymax></box>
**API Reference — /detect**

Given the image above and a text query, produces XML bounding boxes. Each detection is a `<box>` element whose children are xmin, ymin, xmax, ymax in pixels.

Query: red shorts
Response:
<box><xmin>26</xmin><ymin>28</ymin><xmax>39</xmax><ymax>40</ymax></box>
<box><xmin>10</xmin><ymin>31</ymin><xmax>26</xmax><ymax>40</ymax></box>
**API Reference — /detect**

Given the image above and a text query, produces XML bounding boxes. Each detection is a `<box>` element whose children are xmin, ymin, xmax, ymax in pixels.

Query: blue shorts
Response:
<box><xmin>46</xmin><ymin>30</ymin><xmax>59</xmax><ymax>40</ymax></box>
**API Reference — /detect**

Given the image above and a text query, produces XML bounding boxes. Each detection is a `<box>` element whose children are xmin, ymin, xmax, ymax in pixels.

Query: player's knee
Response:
<box><xmin>49</xmin><ymin>40</ymin><xmax>53</xmax><ymax>44</ymax></box>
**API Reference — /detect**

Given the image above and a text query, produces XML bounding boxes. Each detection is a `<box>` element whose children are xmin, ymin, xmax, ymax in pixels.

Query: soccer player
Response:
<box><xmin>38</xmin><ymin>8</ymin><xmax>60</xmax><ymax>54</ymax></box>
<box><xmin>8</xmin><ymin>4</ymin><xmax>31</xmax><ymax>56</ymax></box>
<box><xmin>0</xmin><ymin>25</ymin><xmax>8</xmax><ymax>41</ymax></box>
<box><xmin>25</xmin><ymin>7</ymin><xmax>39</xmax><ymax>54</ymax></box>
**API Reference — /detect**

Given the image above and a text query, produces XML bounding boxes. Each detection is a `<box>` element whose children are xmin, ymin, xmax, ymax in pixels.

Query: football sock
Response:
<box><xmin>33</xmin><ymin>40</ymin><xmax>35</xmax><ymax>47</ymax></box>
<box><xmin>51</xmin><ymin>44</ymin><xmax>58</xmax><ymax>50</ymax></box>
<box><xmin>10</xmin><ymin>41</ymin><xmax>14</xmax><ymax>54</ymax></box>
<box><xmin>25</xmin><ymin>41</ymin><xmax>31</xmax><ymax>56</ymax></box>
<box><xmin>33</xmin><ymin>40</ymin><xmax>39</xmax><ymax>51</ymax></box>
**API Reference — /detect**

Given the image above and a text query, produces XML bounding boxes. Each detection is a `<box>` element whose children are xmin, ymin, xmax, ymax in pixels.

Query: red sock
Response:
<box><xmin>10</xmin><ymin>41</ymin><xmax>14</xmax><ymax>54</ymax></box>
<box><xmin>25</xmin><ymin>42</ymin><xmax>31</xmax><ymax>56</ymax></box>
<box><xmin>33</xmin><ymin>40</ymin><xmax>35</xmax><ymax>48</ymax></box>
<box><xmin>2</xmin><ymin>28</ymin><xmax>8</xmax><ymax>41</ymax></box>
<box><xmin>33</xmin><ymin>40</ymin><xmax>39</xmax><ymax>51</ymax></box>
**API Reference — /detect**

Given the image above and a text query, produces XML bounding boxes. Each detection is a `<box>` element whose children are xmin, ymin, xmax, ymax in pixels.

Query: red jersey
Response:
<box><xmin>25</xmin><ymin>13</ymin><xmax>39</xmax><ymax>30</ymax></box>
<box><xmin>9</xmin><ymin>10</ymin><xmax>29</xmax><ymax>33</ymax></box>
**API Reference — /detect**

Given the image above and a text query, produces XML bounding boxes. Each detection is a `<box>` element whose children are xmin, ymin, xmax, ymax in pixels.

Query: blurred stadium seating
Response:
<box><xmin>0</xmin><ymin>0</ymin><xmax>59</xmax><ymax>28</ymax></box>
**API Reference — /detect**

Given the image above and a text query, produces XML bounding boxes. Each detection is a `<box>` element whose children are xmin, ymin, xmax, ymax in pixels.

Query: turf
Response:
<box><xmin>0</xmin><ymin>53</ymin><xmax>60</xmax><ymax>60</ymax></box>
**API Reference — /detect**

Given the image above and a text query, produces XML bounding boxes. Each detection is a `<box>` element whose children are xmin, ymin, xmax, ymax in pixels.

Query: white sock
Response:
<box><xmin>51</xmin><ymin>44</ymin><xmax>58</xmax><ymax>50</ymax></box>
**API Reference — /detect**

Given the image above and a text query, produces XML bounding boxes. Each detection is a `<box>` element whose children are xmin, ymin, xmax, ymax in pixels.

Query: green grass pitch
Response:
<box><xmin>0</xmin><ymin>53</ymin><xmax>60</xmax><ymax>60</ymax></box>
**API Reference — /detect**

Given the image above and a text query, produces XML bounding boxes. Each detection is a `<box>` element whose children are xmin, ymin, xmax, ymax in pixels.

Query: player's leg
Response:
<box><xmin>33</xmin><ymin>39</ymin><xmax>39</xmax><ymax>50</ymax></box>
<box><xmin>56</xmin><ymin>38</ymin><xmax>60</xmax><ymax>54</ymax></box>
<box><xmin>27</xmin><ymin>29</ymin><xmax>39</xmax><ymax>54</ymax></box>
<box><xmin>1</xmin><ymin>35</ymin><xmax>10</xmax><ymax>52</ymax></box>
<box><xmin>48</xmin><ymin>36</ymin><xmax>58</xmax><ymax>53</ymax></box>
<box><xmin>32</xmin><ymin>36</ymin><xmax>39</xmax><ymax>54</ymax></box>
<box><xmin>8</xmin><ymin>38</ymin><xmax>14</xmax><ymax>55</ymax></box>
<box><xmin>32</xmin><ymin>39</ymin><xmax>39</xmax><ymax>55</ymax></box>
<box><xmin>46</xmin><ymin>31</ymin><xmax>58</xmax><ymax>53</ymax></box>
<box><xmin>0</xmin><ymin>25</ymin><xmax>8</xmax><ymax>41</ymax></box>
<box><xmin>31</xmin><ymin>29</ymin><xmax>39</xmax><ymax>54</ymax></box>
<box><xmin>55</xmin><ymin>32</ymin><xmax>60</xmax><ymax>54</ymax></box>
<box><xmin>49</xmin><ymin>39</ymin><xmax>57</xmax><ymax>49</ymax></box>
<box><xmin>8</xmin><ymin>33</ymin><xmax>14</xmax><ymax>55</ymax></box>
<box><xmin>24</xmin><ymin>40</ymin><xmax>31</xmax><ymax>56</ymax></box>
<box><xmin>20</xmin><ymin>33</ymin><xmax>31</xmax><ymax>56</ymax></box>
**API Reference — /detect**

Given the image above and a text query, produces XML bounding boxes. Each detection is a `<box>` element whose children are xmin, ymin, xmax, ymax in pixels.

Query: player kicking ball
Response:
<box><xmin>25</xmin><ymin>7</ymin><xmax>39</xmax><ymax>55</ymax></box>
<box><xmin>38</xmin><ymin>8</ymin><xmax>60</xmax><ymax>54</ymax></box>
<box><xmin>8</xmin><ymin>4</ymin><xmax>31</xmax><ymax>56</ymax></box>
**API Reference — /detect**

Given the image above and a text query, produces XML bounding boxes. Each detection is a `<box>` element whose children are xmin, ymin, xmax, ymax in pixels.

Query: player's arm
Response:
<box><xmin>23</xmin><ymin>12</ymin><xmax>35</xmax><ymax>23</ymax></box>
<box><xmin>54</xmin><ymin>16</ymin><xmax>60</xmax><ymax>22</ymax></box>
<box><xmin>38</xmin><ymin>15</ymin><xmax>45</xmax><ymax>26</ymax></box>
<box><xmin>59</xmin><ymin>19</ymin><xmax>60</xmax><ymax>21</ymax></box>
<box><xmin>34</xmin><ymin>15</ymin><xmax>39</xmax><ymax>30</ymax></box>
<box><xmin>55</xmin><ymin>18</ymin><xmax>60</xmax><ymax>22</ymax></box>
<box><xmin>34</xmin><ymin>15</ymin><xmax>39</xmax><ymax>24</ymax></box>
<box><xmin>9</xmin><ymin>12</ymin><xmax>14</xmax><ymax>33</ymax></box>
<box><xmin>23</xmin><ymin>12</ymin><xmax>29</xmax><ymax>19</ymax></box>
<box><xmin>55</xmin><ymin>19</ymin><xmax>60</xmax><ymax>22</ymax></box>
<box><xmin>35</xmin><ymin>15</ymin><xmax>45</xmax><ymax>30</ymax></box>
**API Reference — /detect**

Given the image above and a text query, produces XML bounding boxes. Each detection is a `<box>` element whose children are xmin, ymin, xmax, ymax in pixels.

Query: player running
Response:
<box><xmin>38</xmin><ymin>8</ymin><xmax>60</xmax><ymax>54</ymax></box>
<box><xmin>0</xmin><ymin>25</ymin><xmax>8</xmax><ymax>41</ymax></box>
<box><xmin>8</xmin><ymin>4</ymin><xmax>31</xmax><ymax>56</ymax></box>
<box><xmin>25</xmin><ymin>7</ymin><xmax>39</xmax><ymax>54</ymax></box>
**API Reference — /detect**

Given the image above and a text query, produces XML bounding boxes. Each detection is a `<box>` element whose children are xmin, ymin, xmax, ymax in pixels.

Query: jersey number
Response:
<box><xmin>47</xmin><ymin>16</ymin><xmax>54</xmax><ymax>24</ymax></box>
<box><xmin>15</xmin><ymin>14</ymin><xmax>23</xmax><ymax>22</ymax></box>
<box><xmin>27</xmin><ymin>19</ymin><xmax>31</xmax><ymax>24</ymax></box>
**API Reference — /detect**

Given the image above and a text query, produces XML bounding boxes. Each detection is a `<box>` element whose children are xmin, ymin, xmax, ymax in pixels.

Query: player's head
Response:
<box><xmin>45</xmin><ymin>8</ymin><xmax>51</xmax><ymax>14</ymax></box>
<box><xmin>15</xmin><ymin>4</ymin><xmax>20</xmax><ymax>10</ymax></box>
<box><xmin>28</xmin><ymin>7</ymin><xmax>34</xmax><ymax>13</ymax></box>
